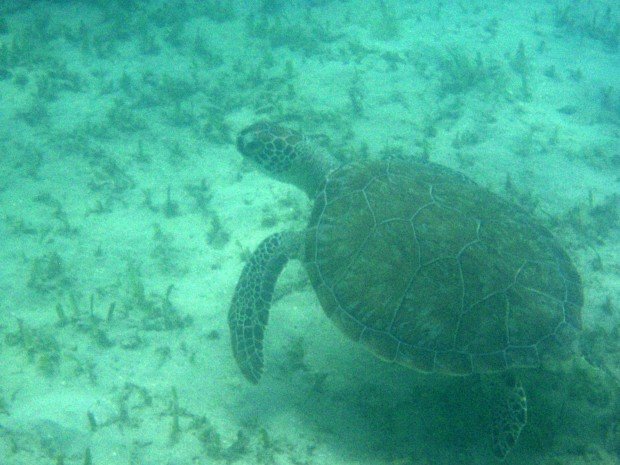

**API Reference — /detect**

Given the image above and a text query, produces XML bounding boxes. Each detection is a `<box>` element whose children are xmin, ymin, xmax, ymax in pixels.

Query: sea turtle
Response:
<box><xmin>228</xmin><ymin>121</ymin><xmax>583</xmax><ymax>459</ymax></box>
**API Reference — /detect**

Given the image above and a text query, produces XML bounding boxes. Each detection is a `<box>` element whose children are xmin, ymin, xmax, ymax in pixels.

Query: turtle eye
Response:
<box><xmin>245</xmin><ymin>140</ymin><xmax>263</xmax><ymax>157</ymax></box>
<box><xmin>237</xmin><ymin>132</ymin><xmax>264</xmax><ymax>160</ymax></box>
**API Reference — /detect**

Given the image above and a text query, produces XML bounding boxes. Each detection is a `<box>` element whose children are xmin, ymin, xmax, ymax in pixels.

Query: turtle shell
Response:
<box><xmin>304</xmin><ymin>159</ymin><xmax>582</xmax><ymax>375</ymax></box>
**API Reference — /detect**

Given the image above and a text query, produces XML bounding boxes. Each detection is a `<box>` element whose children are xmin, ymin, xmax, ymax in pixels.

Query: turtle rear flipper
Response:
<box><xmin>491</xmin><ymin>375</ymin><xmax>528</xmax><ymax>460</ymax></box>
<box><xmin>228</xmin><ymin>231</ymin><xmax>302</xmax><ymax>383</ymax></box>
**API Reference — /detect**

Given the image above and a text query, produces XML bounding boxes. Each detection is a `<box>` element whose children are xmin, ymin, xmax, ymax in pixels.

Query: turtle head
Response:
<box><xmin>236</xmin><ymin>122</ymin><xmax>334</xmax><ymax>197</ymax></box>
<box><xmin>237</xmin><ymin>122</ymin><xmax>304</xmax><ymax>175</ymax></box>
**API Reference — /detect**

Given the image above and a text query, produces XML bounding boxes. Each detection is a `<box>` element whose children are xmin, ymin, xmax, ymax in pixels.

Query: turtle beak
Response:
<box><xmin>236</xmin><ymin>126</ymin><xmax>261</xmax><ymax>159</ymax></box>
<box><xmin>236</xmin><ymin>121</ymin><xmax>277</xmax><ymax>166</ymax></box>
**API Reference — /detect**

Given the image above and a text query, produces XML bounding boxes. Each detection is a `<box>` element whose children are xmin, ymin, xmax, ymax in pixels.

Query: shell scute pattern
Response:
<box><xmin>305</xmin><ymin>159</ymin><xmax>582</xmax><ymax>375</ymax></box>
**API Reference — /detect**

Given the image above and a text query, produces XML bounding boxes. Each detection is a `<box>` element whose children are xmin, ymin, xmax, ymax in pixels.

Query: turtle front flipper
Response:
<box><xmin>491</xmin><ymin>375</ymin><xmax>528</xmax><ymax>460</ymax></box>
<box><xmin>228</xmin><ymin>231</ymin><xmax>302</xmax><ymax>384</ymax></box>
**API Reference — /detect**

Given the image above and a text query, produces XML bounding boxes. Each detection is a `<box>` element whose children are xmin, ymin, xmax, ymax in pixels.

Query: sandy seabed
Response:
<box><xmin>0</xmin><ymin>1</ymin><xmax>618</xmax><ymax>464</ymax></box>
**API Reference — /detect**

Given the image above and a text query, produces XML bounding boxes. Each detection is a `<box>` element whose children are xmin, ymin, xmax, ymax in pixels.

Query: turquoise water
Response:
<box><xmin>0</xmin><ymin>1</ymin><xmax>618</xmax><ymax>464</ymax></box>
